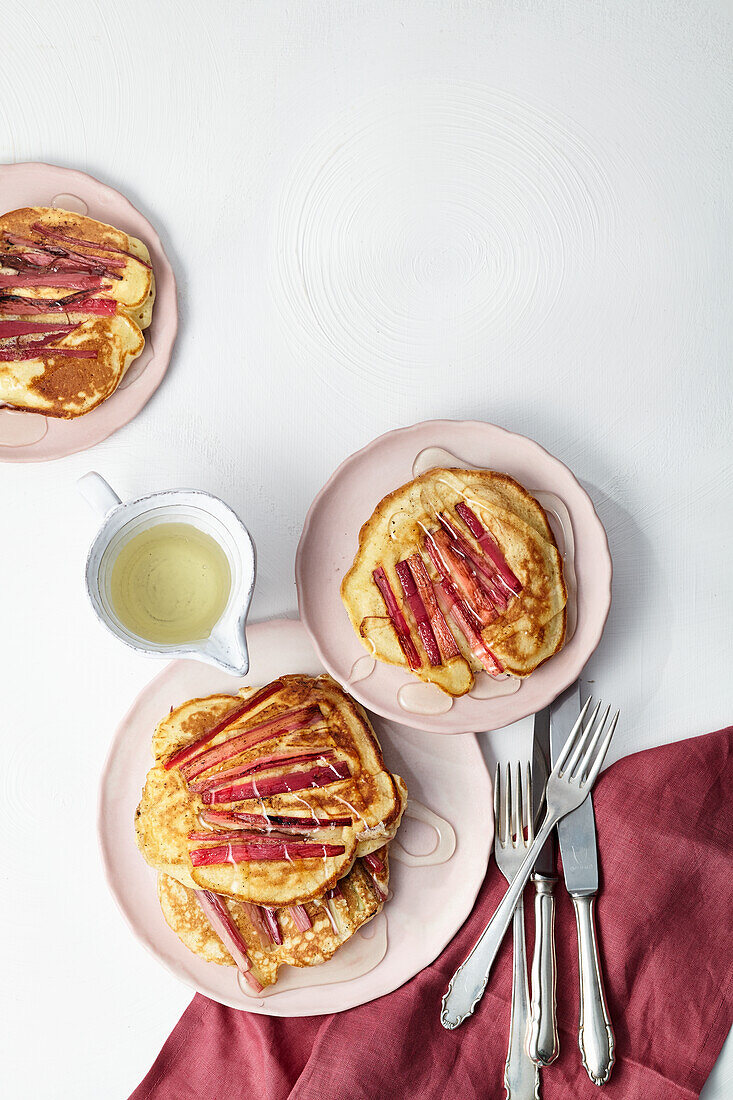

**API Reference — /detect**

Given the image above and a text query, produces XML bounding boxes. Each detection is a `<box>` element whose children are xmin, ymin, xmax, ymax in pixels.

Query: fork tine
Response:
<box><xmin>494</xmin><ymin>763</ymin><xmax>501</xmax><ymax>843</ymax></box>
<box><xmin>565</xmin><ymin>700</ymin><xmax>602</xmax><ymax>777</ymax></box>
<box><xmin>579</xmin><ymin>705</ymin><xmax>611</xmax><ymax>782</ymax></box>
<box><xmin>513</xmin><ymin>762</ymin><xmax>522</xmax><ymax>847</ymax></box>
<box><xmin>584</xmin><ymin>710</ymin><xmax>620</xmax><ymax>788</ymax></box>
<box><xmin>554</xmin><ymin>696</ymin><xmax>592</xmax><ymax>772</ymax></box>
<box><xmin>525</xmin><ymin>761</ymin><xmax>533</xmax><ymax>844</ymax></box>
<box><xmin>507</xmin><ymin>763</ymin><xmax>515</xmax><ymax>846</ymax></box>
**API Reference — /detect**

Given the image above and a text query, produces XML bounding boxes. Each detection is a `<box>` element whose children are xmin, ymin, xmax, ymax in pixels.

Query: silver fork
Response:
<box><xmin>494</xmin><ymin>762</ymin><xmax>540</xmax><ymax>1100</ymax></box>
<box><xmin>441</xmin><ymin>699</ymin><xmax>619</xmax><ymax>1030</ymax></box>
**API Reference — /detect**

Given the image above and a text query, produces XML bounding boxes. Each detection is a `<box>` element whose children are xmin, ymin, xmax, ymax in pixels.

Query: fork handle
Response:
<box><xmin>572</xmin><ymin>894</ymin><xmax>615</xmax><ymax>1085</ymax></box>
<box><xmin>441</xmin><ymin>813</ymin><xmax>557</xmax><ymax>1029</ymax></box>
<box><xmin>527</xmin><ymin>876</ymin><xmax>559</xmax><ymax>1065</ymax></box>
<box><xmin>504</xmin><ymin>899</ymin><xmax>540</xmax><ymax>1099</ymax></box>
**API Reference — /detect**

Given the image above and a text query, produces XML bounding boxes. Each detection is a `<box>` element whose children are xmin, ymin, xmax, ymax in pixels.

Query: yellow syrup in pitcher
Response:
<box><xmin>109</xmin><ymin>523</ymin><xmax>231</xmax><ymax>644</ymax></box>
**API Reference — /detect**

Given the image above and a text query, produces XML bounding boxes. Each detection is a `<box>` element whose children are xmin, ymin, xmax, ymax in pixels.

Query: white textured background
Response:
<box><xmin>0</xmin><ymin>2</ymin><xmax>731</xmax><ymax>1097</ymax></box>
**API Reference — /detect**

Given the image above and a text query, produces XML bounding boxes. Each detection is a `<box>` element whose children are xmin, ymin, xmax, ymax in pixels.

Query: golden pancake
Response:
<box><xmin>341</xmin><ymin>468</ymin><xmax>566</xmax><ymax>694</ymax></box>
<box><xmin>135</xmin><ymin>675</ymin><xmax>407</xmax><ymax>906</ymax></box>
<box><xmin>0</xmin><ymin>207</ymin><xmax>155</xmax><ymax>417</ymax></box>
<box><xmin>157</xmin><ymin>846</ymin><xmax>390</xmax><ymax>987</ymax></box>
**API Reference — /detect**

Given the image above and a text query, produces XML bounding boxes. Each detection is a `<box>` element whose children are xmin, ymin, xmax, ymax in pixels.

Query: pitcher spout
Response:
<box><xmin>202</xmin><ymin>618</ymin><xmax>250</xmax><ymax>677</ymax></box>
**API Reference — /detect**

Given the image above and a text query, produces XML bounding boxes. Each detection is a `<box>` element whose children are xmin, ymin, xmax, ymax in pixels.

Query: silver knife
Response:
<box><xmin>550</xmin><ymin>681</ymin><xmax>615</xmax><ymax>1086</ymax></box>
<box><xmin>527</xmin><ymin>706</ymin><xmax>559</xmax><ymax>1065</ymax></box>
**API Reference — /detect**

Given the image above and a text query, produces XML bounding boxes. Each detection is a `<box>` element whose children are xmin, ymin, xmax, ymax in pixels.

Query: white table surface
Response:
<box><xmin>1</xmin><ymin>2</ymin><xmax>731</xmax><ymax>1097</ymax></box>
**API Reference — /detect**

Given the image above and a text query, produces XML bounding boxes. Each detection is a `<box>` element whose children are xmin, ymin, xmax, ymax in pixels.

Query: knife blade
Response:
<box><xmin>531</xmin><ymin>706</ymin><xmax>556</xmax><ymax>878</ymax></box>
<box><xmin>550</xmin><ymin>680</ymin><xmax>615</xmax><ymax>1085</ymax></box>
<box><xmin>527</xmin><ymin>705</ymin><xmax>559</xmax><ymax>1066</ymax></box>
<box><xmin>550</xmin><ymin>682</ymin><xmax>598</xmax><ymax>895</ymax></box>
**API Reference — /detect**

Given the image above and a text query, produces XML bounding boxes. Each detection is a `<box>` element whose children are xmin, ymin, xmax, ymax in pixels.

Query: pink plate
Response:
<box><xmin>98</xmin><ymin>618</ymin><xmax>492</xmax><ymax>1016</ymax></box>
<box><xmin>296</xmin><ymin>420</ymin><xmax>612</xmax><ymax>734</ymax></box>
<box><xmin>0</xmin><ymin>162</ymin><xmax>177</xmax><ymax>462</ymax></box>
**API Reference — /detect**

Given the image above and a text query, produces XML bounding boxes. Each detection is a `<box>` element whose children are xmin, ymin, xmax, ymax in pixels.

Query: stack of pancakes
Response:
<box><xmin>0</xmin><ymin>206</ymin><xmax>155</xmax><ymax>417</ymax></box>
<box><xmin>135</xmin><ymin>674</ymin><xmax>407</xmax><ymax>990</ymax></box>
<box><xmin>341</xmin><ymin>468</ymin><xmax>567</xmax><ymax>696</ymax></box>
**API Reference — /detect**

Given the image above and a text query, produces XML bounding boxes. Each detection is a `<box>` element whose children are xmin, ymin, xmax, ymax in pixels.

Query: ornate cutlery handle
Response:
<box><xmin>572</xmin><ymin>895</ymin><xmax>615</xmax><ymax>1085</ymax></box>
<box><xmin>527</xmin><ymin>877</ymin><xmax>559</xmax><ymax>1065</ymax></box>
<box><xmin>441</xmin><ymin>814</ymin><xmax>556</xmax><ymax>1029</ymax></box>
<box><xmin>504</xmin><ymin>899</ymin><xmax>540</xmax><ymax>1100</ymax></box>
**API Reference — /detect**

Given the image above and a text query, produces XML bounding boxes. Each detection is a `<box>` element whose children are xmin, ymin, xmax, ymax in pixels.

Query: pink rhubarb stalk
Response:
<box><xmin>0</xmin><ymin>346</ymin><xmax>97</xmax><ymax>361</ymax></box>
<box><xmin>434</xmin><ymin>578</ymin><xmax>504</xmax><ymax>677</ymax></box>
<box><xmin>425</xmin><ymin>529</ymin><xmax>497</xmax><ymax>627</ymax></box>
<box><xmin>180</xmin><ymin>704</ymin><xmax>325</xmax><ymax>781</ymax></box>
<box><xmin>372</xmin><ymin>565</ymin><xmax>422</xmax><ymax>670</ymax></box>
<box><xmin>0</xmin><ymin>272</ymin><xmax>107</xmax><ymax>290</ymax></box>
<box><xmin>195</xmin><ymin>891</ymin><xmax>263</xmax><ymax>992</ymax></box>
<box><xmin>190</xmin><ymin>840</ymin><xmax>346</xmax><ymax>866</ymax></box>
<box><xmin>202</xmin><ymin>761</ymin><xmax>351</xmax><ymax>805</ymax></box>
<box><xmin>30</xmin><ymin>223</ymin><xmax>152</xmax><ymax>269</ymax></box>
<box><xmin>435</xmin><ymin>513</ymin><xmax>509</xmax><ymax>611</ymax></box>
<box><xmin>363</xmin><ymin>851</ymin><xmax>385</xmax><ymax>874</ymax></box>
<box><xmin>406</xmin><ymin>553</ymin><xmax>460</xmax><ymax>660</ymax></box>
<box><xmin>165</xmin><ymin>681</ymin><xmax>285</xmax><ymax>771</ymax></box>
<box><xmin>0</xmin><ymin>320</ymin><xmax>76</xmax><ymax>337</ymax></box>
<box><xmin>288</xmin><ymin>904</ymin><xmax>312</xmax><ymax>932</ymax></box>
<box><xmin>394</xmin><ymin>560</ymin><xmax>442</xmax><ymax>666</ymax></box>
<box><xmin>455</xmin><ymin>502</ymin><xmax>522</xmax><ymax>596</ymax></box>
<box><xmin>200</xmin><ymin>809</ymin><xmax>352</xmax><ymax>832</ymax></box>
<box><xmin>0</xmin><ymin>293</ymin><xmax>116</xmax><ymax>315</ymax></box>
<box><xmin>189</xmin><ymin>748</ymin><xmax>336</xmax><ymax>794</ymax></box>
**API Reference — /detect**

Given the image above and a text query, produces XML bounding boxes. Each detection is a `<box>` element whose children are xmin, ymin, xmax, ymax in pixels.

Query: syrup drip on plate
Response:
<box><xmin>397</xmin><ymin>681</ymin><xmax>453</xmax><ymax>716</ymax></box>
<box><xmin>468</xmin><ymin>671</ymin><xmax>521</xmax><ymax>700</ymax></box>
<box><xmin>0</xmin><ymin>408</ymin><xmax>48</xmax><ymax>447</ymax></box>
<box><xmin>51</xmin><ymin>193</ymin><xmax>89</xmax><ymax>215</ymax></box>
<box><xmin>390</xmin><ymin>800</ymin><xmax>456</xmax><ymax>867</ymax></box>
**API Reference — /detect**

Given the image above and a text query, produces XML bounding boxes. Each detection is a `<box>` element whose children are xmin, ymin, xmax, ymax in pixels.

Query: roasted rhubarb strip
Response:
<box><xmin>0</xmin><ymin>272</ymin><xmax>107</xmax><ymax>290</ymax></box>
<box><xmin>190</xmin><ymin>840</ymin><xmax>346</xmax><ymax>866</ymax></box>
<box><xmin>31</xmin><ymin>223</ymin><xmax>153</xmax><ymax>269</ymax></box>
<box><xmin>0</xmin><ymin>320</ymin><xmax>77</xmax><ymax>337</ymax></box>
<box><xmin>189</xmin><ymin>748</ymin><xmax>336</xmax><ymax>794</ymax></box>
<box><xmin>429</xmin><ymin>529</ymin><xmax>497</xmax><ymax>626</ymax></box>
<box><xmin>434</xmin><ymin>578</ymin><xmax>504</xmax><ymax>677</ymax></box>
<box><xmin>164</xmin><ymin>682</ymin><xmax>285</xmax><ymax>771</ymax></box>
<box><xmin>326</xmin><ymin>882</ymin><xmax>344</xmax><ymax>901</ymax></box>
<box><xmin>455</xmin><ymin>502</ymin><xmax>522</xmax><ymax>596</ymax></box>
<box><xmin>179</xmin><ymin>704</ymin><xmax>324</xmax><ymax>781</ymax></box>
<box><xmin>406</xmin><ymin>553</ymin><xmax>460</xmax><ymax>660</ymax></box>
<box><xmin>0</xmin><ymin>293</ymin><xmax>116</xmax><ymax>315</ymax></box>
<box><xmin>240</xmin><ymin>901</ymin><xmax>274</xmax><ymax>947</ymax></box>
<box><xmin>200</xmin><ymin>809</ymin><xmax>352</xmax><ymax>832</ymax></box>
<box><xmin>195</xmin><ymin>890</ymin><xmax>263</xmax><ymax>992</ymax></box>
<box><xmin>394</xmin><ymin>560</ymin><xmax>442</xmax><ymax>666</ymax></box>
<box><xmin>423</xmin><ymin>533</ymin><xmax>484</xmax><ymax>632</ymax></box>
<box><xmin>288</xmin><ymin>904</ymin><xmax>312</xmax><ymax>932</ymax></box>
<box><xmin>0</xmin><ymin>346</ymin><xmax>97</xmax><ymax>361</ymax></box>
<box><xmin>372</xmin><ymin>565</ymin><xmax>422</xmax><ymax>670</ymax></box>
<box><xmin>361</xmin><ymin>859</ymin><xmax>387</xmax><ymax>901</ymax></box>
<box><xmin>4</xmin><ymin>232</ymin><xmax>127</xmax><ymax>271</ymax></box>
<box><xmin>202</xmin><ymin>761</ymin><xmax>351</xmax><ymax>805</ymax></box>
<box><xmin>260</xmin><ymin>907</ymin><xmax>282</xmax><ymax>945</ymax></box>
<box><xmin>362</xmin><ymin>851</ymin><xmax>385</xmax><ymax>874</ymax></box>
<box><xmin>435</xmin><ymin>513</ymin><xmax>509</xmax><ymax>610</ymax></box>
<box><xmin>188</xmin><ymin>829</ymin><xmax>300</xmax><ymax>844</ymax></box>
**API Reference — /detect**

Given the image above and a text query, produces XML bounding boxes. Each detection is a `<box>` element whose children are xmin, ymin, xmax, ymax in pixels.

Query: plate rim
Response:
<box><xmin>295</xmin><ymin>418</ymin><xmax>612</xmax><ymax>733</ymax></box>
<box><xmin>97</xmin><ymin>617</ymin><xmax>493</xmax><ymax>1016</ymax></box>
<box><xmin>0</xmin><ymin>160</ymin><xmax>178</xmax><ymax>462</ymax></box>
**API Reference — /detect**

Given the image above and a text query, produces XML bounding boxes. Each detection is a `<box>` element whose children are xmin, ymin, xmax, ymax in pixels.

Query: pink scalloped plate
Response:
<box><xmin>98</xmin><ymin>618</ymin><xmax>492</xmax><ymax>1015</ymax></box>
<box><xmin>0</xmin><ymin>162</ymin><xmax>177</xmax><ymax>462</ymax></box>
<box><xmin>296</xmin><ymin>420</ymin><xmax>612</xmax><ymax>734</ymax></box>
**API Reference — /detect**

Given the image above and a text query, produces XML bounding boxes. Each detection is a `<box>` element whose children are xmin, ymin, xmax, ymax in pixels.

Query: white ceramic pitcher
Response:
<box><xmin>79</xmin><ymin>471</ymin><xmax>255</xmax><ymax>676</ymax></box>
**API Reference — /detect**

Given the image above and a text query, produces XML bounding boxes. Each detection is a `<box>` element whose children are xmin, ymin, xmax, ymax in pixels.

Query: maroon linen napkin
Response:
<box><xmin>131</xmin><ymin>726</ymin><xmax>733</xmax><ymax>1100</ymax></box>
